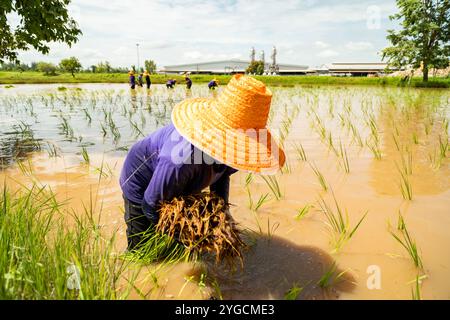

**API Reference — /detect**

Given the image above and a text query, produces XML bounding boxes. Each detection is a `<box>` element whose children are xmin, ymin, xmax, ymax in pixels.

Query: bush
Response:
<box><xmin>36</xmin><ymin>62</ymin><xmax>57</xmax><ymax>76</ymax></box>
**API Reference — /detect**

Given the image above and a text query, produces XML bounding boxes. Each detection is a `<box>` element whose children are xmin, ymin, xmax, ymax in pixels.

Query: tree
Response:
<box><xmin>144</xmin><ymin>60</ymin><xmax>157</xmax><ymax>73</ymax></box>
<box><xmin>0</xmin><ymin>0</ymin><xmax>82</xmax><ymax>64</ymax></box>
<box><xmin>36</xmin><ymin>62</ymin><xmax>57</xmax><ymax>75</ymax></box>
<box><xmin>59</xmin><ymin>56</ymin><xmax>82</xmax><ymax>77</ymax></box>
<box><xmin>382</xmin><ymin>0</ymin><xmax>450</xmax><ymax>82</ymax></box>
<box><xmin>246</xmin><ymin>60</ymin><xmax>265</xmax><ymax>75</ymax></box>
<box><xmin>96</xmin><ymin>61</ymin><xmax>112</xmax><ymax>73</ymax></box>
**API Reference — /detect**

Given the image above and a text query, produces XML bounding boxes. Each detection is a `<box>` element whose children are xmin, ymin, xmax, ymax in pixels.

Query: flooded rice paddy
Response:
<box><xmin>0</xmin><ymin>83</ymin><xmax>449</xmax><ymax>299</ymax></box>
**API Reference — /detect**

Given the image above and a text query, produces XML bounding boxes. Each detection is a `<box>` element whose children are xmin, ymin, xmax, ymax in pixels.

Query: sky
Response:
<box><xmin>16</xmin><ymin>0</ymin><xmax>399</xmax><ymax>69</ymax></box>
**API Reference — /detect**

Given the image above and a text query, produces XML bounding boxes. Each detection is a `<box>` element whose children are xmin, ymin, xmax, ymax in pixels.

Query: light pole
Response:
<box><xmin>136</xmin><ymin>43</ymin><xmax>140</xmax><ymax>72</ymax></box>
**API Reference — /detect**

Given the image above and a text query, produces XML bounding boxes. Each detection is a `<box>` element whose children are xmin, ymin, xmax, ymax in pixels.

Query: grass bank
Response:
<box><xmin>0</xmin><ymin>71</ymin><xmax>449</xmax><ymax>88</ymax></box>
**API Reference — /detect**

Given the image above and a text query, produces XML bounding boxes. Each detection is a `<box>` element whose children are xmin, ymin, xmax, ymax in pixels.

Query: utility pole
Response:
<box><xmin>136</xmin><ymin>43</ymin><xmax>140</xmax><ymax>72</ymax></box>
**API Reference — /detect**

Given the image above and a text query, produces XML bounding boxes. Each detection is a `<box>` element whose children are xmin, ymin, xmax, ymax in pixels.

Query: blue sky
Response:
<box><xmin>18</xmin><ymin>0</ymin><xmax>399</xmax><ymax>69</ymax></box>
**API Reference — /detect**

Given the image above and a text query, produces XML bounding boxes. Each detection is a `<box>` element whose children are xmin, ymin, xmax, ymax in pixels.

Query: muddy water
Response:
<box><xmin>0</xmin><ymin>83</ymin><xmax>449</xmax><ymax>299</ymax></box>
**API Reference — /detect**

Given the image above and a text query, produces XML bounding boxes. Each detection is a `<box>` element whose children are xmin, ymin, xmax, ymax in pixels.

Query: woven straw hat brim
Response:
<box><xmin>171</xmin><ymin>98</ymin><xmax>285</xmax><ymax>174</ymax></box>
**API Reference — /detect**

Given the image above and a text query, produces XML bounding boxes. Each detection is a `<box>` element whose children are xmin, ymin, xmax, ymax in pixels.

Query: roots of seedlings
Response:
<box><xmin>156</xmin><ymin>192</ymin><xmax>246</xmax><ymax>266</ymax></box>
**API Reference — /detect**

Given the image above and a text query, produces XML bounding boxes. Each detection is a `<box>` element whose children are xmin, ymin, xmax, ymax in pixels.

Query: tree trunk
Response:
<box><xmin>423</xmin><ymin>63</ymin><xmax>429</xmax><ymax>82</ymax></box>
<box><xmin>71</xmin><ymin>72</ymin><xmax>75</xmax><ymax>78</ymax></box>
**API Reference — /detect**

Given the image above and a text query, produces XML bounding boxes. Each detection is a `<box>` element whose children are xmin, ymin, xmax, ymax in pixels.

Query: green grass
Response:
<box><xmin>0</xmin><ymin>184</ymin><xmax>132</xmax><ymax>299</ymax></box>
<box><xmin>1</xmin><ymin>71</ymin><xmax>449</xmax><ymax>88</ymax></box>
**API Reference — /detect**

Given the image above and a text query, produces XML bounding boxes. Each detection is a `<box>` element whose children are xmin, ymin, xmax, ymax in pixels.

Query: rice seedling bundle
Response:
<box><xmin>156</xmin><ymin>193</ymin><xmax>246</xmax><ymax>265</ymax></box>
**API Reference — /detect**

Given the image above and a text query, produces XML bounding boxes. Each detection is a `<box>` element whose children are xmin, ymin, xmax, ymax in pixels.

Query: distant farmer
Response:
<box><xmin>166</xmin><ymin>79</ymin><xmax>176</xmax><ymax>89</ymax></box>
<box><xmin>129</xmin><ymin>71</ymin><xmax>136</xmax><ymax>89</ymax></box>
<box><xmin>144</xmin><ymin>70</ymin><xmax>151</xmax><ymax>89</ymax></box>
<box><xmin>208</xmin><ymin>78</ymin><xmax>218</xmax><ymax>90</ymax></box>
<box><xmin>138</xmin><ymin>73</ymin><xmax>144</xmax><ymax>87</ymax></box>
<box><xmin>185</xmin><ymin>74</ymin><xmax>192</xmax><ymax>89</ymax></box>
<box><xmin>120</xmin><ymin>74</ymin><xmax>285</xmax><ymax>249</ymax></box>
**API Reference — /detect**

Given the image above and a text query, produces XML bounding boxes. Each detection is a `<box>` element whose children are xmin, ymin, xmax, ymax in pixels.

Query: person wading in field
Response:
<box><xmin>144</xmin><ymin>70</ymin><xmax>151</xmax><ymax>89</ymax></box>
<box><xmin>120</xmin><ymin>74</ymin><xmax>285</xmax><ymax>249</ymax></box>
<box><xmin>129</xmin><ymin>70</ymin><xmax>136</xmax><ymax>89</ymax></box>
<box><xmin>208</xmin><ymin>78</ymin><xmax>219</xmax><ymax>90</ymax></box>
<box><xmin>166</xmin><ymin>79</ymin><xmax>176</xmax><ymax>89</ymax></box>
<box><xmin>138</xmin><ymin>73</ymin><xmax>144</xmax><ymax>87</ymax></box>
<box><xmin>185</xmin><ymin>74</ymin><xmax>192</xmax><ymax>89</ymax></box>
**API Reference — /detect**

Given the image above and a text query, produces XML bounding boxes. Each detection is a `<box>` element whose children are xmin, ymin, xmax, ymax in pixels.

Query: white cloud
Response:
<box><xmin>314</xmin><ymin>41</ymin><xmax>329</xmax><ymax>49</ymax></box>
<box><xmin>15</xmin><ymin>0</ymin><xmax>396</xmax><ymax>68</ymax></box>
<box><xmin>345</xmin><ymin>41</ymin><xmax>374</xmax><ymax>51</ymax></box>
<box><xmin>183</xmin><ymin>51</ymin><xmax>242</xmax><ymax>62</ymax></box>
<box><xmin>317</xmin><ymin>49</ymin><xmax>339</xmax><ymax>58</ymax></box>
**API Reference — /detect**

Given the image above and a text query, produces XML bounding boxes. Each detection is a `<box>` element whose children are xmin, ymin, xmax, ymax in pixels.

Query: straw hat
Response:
<box><xmin>172</xmin><ymin>74</ymin><xmax>285</xmax><ymax>174</ymax></box>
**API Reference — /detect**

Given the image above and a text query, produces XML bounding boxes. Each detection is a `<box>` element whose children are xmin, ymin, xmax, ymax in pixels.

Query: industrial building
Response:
<box><xmin>160</xmin><ymin>59</ymin><xmax>309</xmax><ymax>75</ymax></box>
<box><xmin>328</xmin><ymin>62</ymin><xmax>389</xmax><ymax>76</ymax></box>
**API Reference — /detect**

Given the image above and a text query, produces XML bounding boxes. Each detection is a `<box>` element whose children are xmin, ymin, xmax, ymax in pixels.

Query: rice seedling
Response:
<box><xmin>412</xmin><ymin>132</ymin><xmax>419</xmax><ymax>144</ymax></box>
<box><xmin>392</xmin><ymin>133</ymin><xmax>401</xmax><ymax>151</ymax></box>
<box><xmin>244</xmin><ymin>173</ymin><xmax>253</xmax><ymax>187</ymax></box>
<box><xmin>284</xmin><ymin>283</ymin><xmax>303</xmax><ymax>300</ymax></box>
<box><xmin>338</xmin><ymin>141</ymin><xmax>350</xmax><ymax>173</ymax></box>
<box><xmin>261</xmin><ymin>175</ymin><xmax>283</xmax><ymax>200</ymax></box>
<box><xmin>309</xmin><ymin>162</ymin><xmax>328</xmax><ymax>192</ymax></box>
<box><xmin>396</xmin><ymin>165</ymin><xmax>413</xmax><ymax>200</ymax></box>
<box><xmin>318</xmin><ymin>262</ymin><xmax>347</xmax><ymax>289</ymax></box>
<box><xmin>266</xmin><ymin>218</ymin><xmax>280</xmax><ymax>240</ymax></box>
<box><xmin>410</xmin><ymin>274</ymin><xmax>427</xmax><ymax>300</ymax></box>
<box><xmin>81</xmin><ymin>146</ymin><xmax>90</xmax><ymax>164</ymax></box>
<box><xmin>253</xmin><ymin>193</ymin><xmax>270</xmax><ymax>212</ymax></box>
<box><xmin>82</xmin><ymin>108</ymin><xmax>92</xmax><ymax>123</ymax></box>
<box><xmin>16</xmin><ymin>159</ymin><xmax>34</xmax><ymax>176</ymax></box>
<box><xmin>292</xmin><ymin>142</ymin><xmax>307</xmax><ymax>161</ymax></box>
<box><xmin>317</xmin><ymin>193</ymin><xmax>368</xmax><ymax>252</ymax></box>
<box><xmin>45</xmin><ymin>141</ymin><xmax>61</xmax><ymax>158</ymax></box>
<box><xmin>390</xmin><ymin>213</ymin><xmax>423</xmax><ymax>269</ymax></box>
<box><xmin>0</xmin><ymin>184</ymin><xmax>134</xmax><ymax>299</ymax></box>
<box><xmin>366</xmin><ymin>138</ymin><xmax>382</xmax><ymax>160</ymax></box>
<box><xmin>295</xmin><ymin>204</ymin><xmax>312</xmax><ymax>220</ymax></box>
<box><xmin>438</xmin><ymin>135</ymin><xmax>448</xmax><ymax>159</ymax></box>
<box><xmin>349</xmin><ymin>122</ymin><xmax>364</xmax><ymax>148</ymax></box>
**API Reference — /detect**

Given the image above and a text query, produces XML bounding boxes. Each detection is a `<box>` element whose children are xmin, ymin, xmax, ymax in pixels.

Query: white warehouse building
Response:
<box><xmin>160</xmin><ymin>59</ymin><xmax>309</xmax><ymax>75</ymax></box>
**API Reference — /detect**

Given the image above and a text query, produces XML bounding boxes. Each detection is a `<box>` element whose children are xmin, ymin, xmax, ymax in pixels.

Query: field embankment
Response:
<box><xmin>0</xmin><ymin>71</ymin><xmax>449</xmax><ymax>88</ymax></box>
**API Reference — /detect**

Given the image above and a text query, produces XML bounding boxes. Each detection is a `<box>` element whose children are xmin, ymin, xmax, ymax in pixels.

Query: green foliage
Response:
<box><xmin>95</xmin><ymin>61</ymin><xmax>112</xmax><ymax>73</ymax></box>
<box><xmin>0</xmin><ymin>0</ymin><xmax>82</xmax><ymax>64</ymax></box>
<box><xmin>382</xmin><ymin>0</ymin><xmax>450</xmax><ymax>81</ymax></box>
<box><xmin>144</xmin><ymin>60</ymin><xmax>157</xmax><ymax>74</ymax></box>
<box><xmin>36</xmin><ymin>62</ymin><xmax>57</xmax><ymax>76</ymax></box>
<box><xmin>246</xmin><ymin>60</ymin><xmax>265</xmax><ymax>75</ymax></box>
<box><xmin>59</xmin><ymin>57</ymin><xmax>82</xmax><ymax>77</ymax></box>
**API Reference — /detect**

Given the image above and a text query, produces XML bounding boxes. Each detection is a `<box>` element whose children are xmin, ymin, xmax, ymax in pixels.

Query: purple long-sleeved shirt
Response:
<box><xmin>119</xmin><ymin>124</ymin><xmax>237</xmax><ymax>223</ymax></box>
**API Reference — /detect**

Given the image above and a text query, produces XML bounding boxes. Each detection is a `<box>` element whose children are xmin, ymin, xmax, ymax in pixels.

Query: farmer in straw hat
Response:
<box><xmin>208</xmin><ymin>78</ymin><xmax>219</xmax><ymax>90</ymax></box>
<box><xmin>120</xmin><ymin>74</ymin><xmax>285</xmax><ymax>250</ymax></box>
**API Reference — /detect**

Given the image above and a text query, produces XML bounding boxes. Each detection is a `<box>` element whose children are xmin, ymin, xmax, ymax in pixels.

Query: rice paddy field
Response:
<box><xmin>0</xmin><ymin>82</ymin><xmax>449</xmax><ymax>300</ymax></box>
